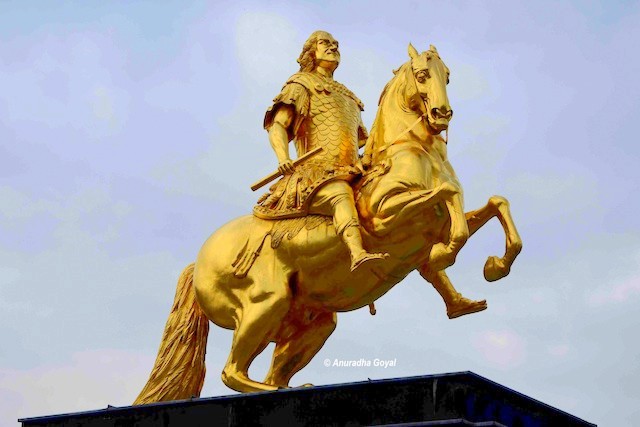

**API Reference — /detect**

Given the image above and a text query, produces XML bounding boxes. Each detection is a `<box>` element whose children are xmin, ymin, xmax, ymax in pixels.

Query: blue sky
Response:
<box><xmin>1</xmin><ymin>1</ymin><xmax>639</xmax><ymax>425</ymax></box>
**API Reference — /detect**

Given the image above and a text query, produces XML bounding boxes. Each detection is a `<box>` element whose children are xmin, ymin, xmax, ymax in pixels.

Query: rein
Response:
<box><xmin>377</xmin><ymin>113</ymin><xmax>426</xmax><ymax>153</ymax></box>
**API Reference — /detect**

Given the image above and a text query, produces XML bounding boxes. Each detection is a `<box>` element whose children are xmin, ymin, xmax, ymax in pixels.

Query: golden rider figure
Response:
<box><xmin>254</xmin><ymin>30</ymin><xmax>387</xmax><ymax>271</ymax></box>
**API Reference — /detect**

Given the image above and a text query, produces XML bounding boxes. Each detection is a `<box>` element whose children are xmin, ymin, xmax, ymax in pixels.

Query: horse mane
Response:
<box><xmin>369</xmin><ymin>61</ymin><xmax>416</xmax><ymax>151</ymax></box>
<box><xmin>377</xmin><ymin>61</ymin><xmax>411</xmax><ymax>106</ymax></box>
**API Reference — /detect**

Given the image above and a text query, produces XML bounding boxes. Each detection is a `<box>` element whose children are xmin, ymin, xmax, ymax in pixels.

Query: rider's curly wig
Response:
<box><xmin>297</xmin><ymin>31</ymin><xmax>325</xmax><ymax>72</ymax></box>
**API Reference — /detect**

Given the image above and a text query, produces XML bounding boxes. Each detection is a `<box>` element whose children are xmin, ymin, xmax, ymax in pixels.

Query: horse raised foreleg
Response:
<box><xmin>419</xmin><ymin>263</ymin><xmax>487</xmax><ymax>319</ymax></box>
<box><xmin>465</xmin><ymin>196</ymin><xmax>523</xmax><ymax>281</ymax></box>
<box><xmin>370</xmin><ymin>182</ymin><xmax>457</xmax><ymax>236</ymax></box>
<box><xmin>428</xmin><ymin>184</ymin><xmax>469</xmax><ymax>271</ymax></box>
<box><xmin>265</xmin><ymin>311</ymin><xmax>337</xmax><ymax>388</ymax></box>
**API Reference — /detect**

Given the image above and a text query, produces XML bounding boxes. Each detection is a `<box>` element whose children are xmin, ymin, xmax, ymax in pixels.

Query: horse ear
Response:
<box><xmin>429</xmin><ymin>44</ymin><xmax>438</xmax><ymax>54</ymax></box>
<box><xmin>408</xmin><ymin>43</ymin><xmax>419</xmax><ymax>59</ymax></box>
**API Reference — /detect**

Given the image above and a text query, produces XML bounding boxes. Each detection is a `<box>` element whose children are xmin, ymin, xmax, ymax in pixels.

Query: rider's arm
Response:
<box><xmin>358</xmin><ymin>117</ymin><xmax>372</xmax><ymax>168</ymax></box>
<box><xmin>357</xmin><ymin>120</ymin><xmax>368</xmax><ymax>149</ymax></box>
<box><xmin>269</xmin><ymin>105</ymin><xmax>296</xmax><ymax>174</ymax></box>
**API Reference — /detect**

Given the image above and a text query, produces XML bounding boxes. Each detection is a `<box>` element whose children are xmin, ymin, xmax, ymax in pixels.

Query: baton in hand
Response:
<box><xmin>250</xmin><ymin>147</ymin><xmax>323</xmax><ymax>191</ymax></box>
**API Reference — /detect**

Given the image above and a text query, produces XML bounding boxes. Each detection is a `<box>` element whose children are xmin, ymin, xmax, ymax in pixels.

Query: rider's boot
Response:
<box><xmin>342</xmin><ymin>225</ymin><xmax>389</xmax><ymax>272</ymax></box>
<box><xmin>444</xmin><ymin>293</ymin><xmax>488</xmax><ymax>319</ymax></box>
<box><xmin>430</xmin><ymin>274</ymin><xmax>487</xmax><ymax>319</ymax></box>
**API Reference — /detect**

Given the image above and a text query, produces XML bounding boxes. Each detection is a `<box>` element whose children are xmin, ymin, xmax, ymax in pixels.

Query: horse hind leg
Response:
<box><xmin>264</xmin><ymin>311</ymin><xmax>337</xmax><ymax>388</ymax></box>
<box><xmin>221</xmin><ymin>273</ymin><xmax>293</xmax><ymax>392</ymax></box>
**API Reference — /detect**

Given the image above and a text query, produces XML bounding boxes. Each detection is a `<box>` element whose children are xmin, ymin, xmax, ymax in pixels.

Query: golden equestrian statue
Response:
<box><xmin>134</xmin><ymin>31</ymin><xmax>522</xmax><ymax>404</ymax></box>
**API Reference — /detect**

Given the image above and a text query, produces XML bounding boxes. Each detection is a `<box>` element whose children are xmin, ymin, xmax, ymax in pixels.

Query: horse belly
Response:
<box><xmin>279</xmin><ymin>225</ymin><xmax>425</xmax><ymax>312</ymax></box>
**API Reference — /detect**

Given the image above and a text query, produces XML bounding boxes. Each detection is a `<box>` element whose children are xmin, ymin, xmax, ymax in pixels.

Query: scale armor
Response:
<box><xmin>255</xmin><ymin>72</ymin><xmax>366</xmax><ymax>220</ymax></box>
<box><xmin>302</xmin><ymin>75</ymin><xmax>362</xmax><ymax>167</ymax></box>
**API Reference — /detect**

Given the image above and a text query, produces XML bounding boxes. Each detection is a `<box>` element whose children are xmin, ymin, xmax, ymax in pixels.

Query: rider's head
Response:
<box><xmin>298</xmin><ymin>31</ymin><xmax>340</xmax><ymax>73</ymax></box>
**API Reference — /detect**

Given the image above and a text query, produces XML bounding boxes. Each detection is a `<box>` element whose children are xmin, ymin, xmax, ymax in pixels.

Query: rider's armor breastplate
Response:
<box><xmin>304</xmin><ymin>82</ymin><xmax>361</xmax><ymax>167</ymax></box>
<box><xmin>254</xmin><ymin>73</ymin><xmax>365</xmax><ymax>220</ymax></box>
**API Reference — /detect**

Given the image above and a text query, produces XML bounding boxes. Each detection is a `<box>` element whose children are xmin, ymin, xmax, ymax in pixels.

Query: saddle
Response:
<box><xmin>232</xmin><ymin>215</ymin><xmax>332</xmax><ymax>278</ymax></box>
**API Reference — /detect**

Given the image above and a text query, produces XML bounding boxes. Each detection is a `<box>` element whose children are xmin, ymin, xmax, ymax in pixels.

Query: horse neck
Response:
<box><xmin>370</xmin><ymin>76</ymin><xmax>428</xmax><ymax>157</ymax></box>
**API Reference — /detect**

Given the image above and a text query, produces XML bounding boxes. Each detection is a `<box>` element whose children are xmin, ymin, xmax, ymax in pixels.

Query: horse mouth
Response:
<box><xmin>424</xmin><ymin>102</ymin><xmax>452</xmax><ymax>134</ymax></box>
<box><xmin>430</xmin><ymin>122</ymin><xmax>449</xmax><ymax>134</ymax></box>
<box><xmin>426</xmin><ymin>112</ymin><xmax>450</xmax><ymax>134</ymax></box>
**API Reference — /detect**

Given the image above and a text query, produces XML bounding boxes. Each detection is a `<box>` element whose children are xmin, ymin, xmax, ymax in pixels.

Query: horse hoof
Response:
<box><xmin>484</xmin><ymin>256</ymin><xmax>510</xmax><ymax>282</ymax></box>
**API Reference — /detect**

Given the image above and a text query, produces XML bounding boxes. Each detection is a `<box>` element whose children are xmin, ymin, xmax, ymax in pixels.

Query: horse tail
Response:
<box><xmin>134</xmin><ymin>263</ymin><xmax>209</xmax><ymax>405</ymax></box>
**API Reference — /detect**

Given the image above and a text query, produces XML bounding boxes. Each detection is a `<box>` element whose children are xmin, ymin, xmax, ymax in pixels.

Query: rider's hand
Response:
<box><xmin>278</xmin><ymin>159</ymin><xmax>295</xmax><ymax>175</ymax></box>
<box><xmin>361</xmin><ymin>153</ymin><xmax>372</xmax><ymax>170</ymax></box>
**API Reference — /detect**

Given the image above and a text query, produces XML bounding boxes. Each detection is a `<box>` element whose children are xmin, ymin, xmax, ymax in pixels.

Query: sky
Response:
<box><xmin>1</xmin><ymin>0</ymin><xmax>639</xmax><ymax>425</ymax></box>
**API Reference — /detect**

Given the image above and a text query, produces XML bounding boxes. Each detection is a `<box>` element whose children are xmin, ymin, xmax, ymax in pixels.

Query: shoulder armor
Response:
<box><xmin>287</xmin><ymin>72</ymin><xmax>364</xmax><ymax>111</ymax></box>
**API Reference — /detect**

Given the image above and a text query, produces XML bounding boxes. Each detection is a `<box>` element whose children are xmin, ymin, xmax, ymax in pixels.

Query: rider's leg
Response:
<box><xmin>264</xmin><ymin>311</ymin><xmax>337</xmax><ymax>388</ymax></box>
<box><xmin>419</xmin><ymin>263</ymin><xmax>487</xmax><ymax>319</ymax></box>
<box><xmin>310</xmin><ymin>181</ymin><xmax>388</xmax><ymax>271</ymax></box>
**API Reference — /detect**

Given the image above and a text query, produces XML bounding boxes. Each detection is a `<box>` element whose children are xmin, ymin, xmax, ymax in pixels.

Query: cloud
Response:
<box><xmin>448</xmin><ymin>62</ymin><xmax>491</xmax><ymax>101</ymax></box>
<box><xmin>0</xmin><ymin>30</ymin><xmax>128</xmax><ymax>132</ymax></box>
<box><xmin>0</xmin><ymin>184</ymin><xmax>132</xmax><ymax>245</ymax></box>
<box><xmin>586</xmin><ymin>274</ymin><xmax>640</xmax><ymax>307</ymax></box>
<box><xmin>91</xmin><ymin>87</ymin><xmax>115</xmax><ymax>124</ymax></box>
<box><xmin>578</xmin><ymin>247</ymin><xmax>640</xmax><ymax>308</ymax></box>
<box><xmin>547</xmin><ymin>344</ymin><xmax>570</xmax><ymax>358</ymax></box>
<box><xmin>0</xmin><ymin>186</ymin><xmax>56</xmax><ymax>221</ymax></box>
<box><xmin>1</xmin><ymin>349</ymin><xmax>154</xmax><ymax>426</ymax></box>
<box><xmin>235</xmin><ymin>11</ymin><xmax>300</xmax><ymax>92</ymax></box>
<box><xmin>472</xmin><ymin>329</ymin><xmax>526</xmax><ymax>369</ymax></box>
<box><xmin>500</xmin><ymin>169</ymin><xmax>601</xmax><ymax>227</ymax></box>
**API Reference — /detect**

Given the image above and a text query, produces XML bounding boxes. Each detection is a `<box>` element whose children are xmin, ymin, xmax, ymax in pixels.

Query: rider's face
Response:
<box><xmin>315</xmin><ymin>33</ymin><xmax>340</xmax><ymax>68</ymax></box>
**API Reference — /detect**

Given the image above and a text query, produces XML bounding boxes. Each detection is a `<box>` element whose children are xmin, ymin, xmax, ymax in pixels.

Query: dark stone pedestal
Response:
<box><xmin>19</xmin><ymin>371</ymin><xmax>595</xmax><ymax>426</ymax></box>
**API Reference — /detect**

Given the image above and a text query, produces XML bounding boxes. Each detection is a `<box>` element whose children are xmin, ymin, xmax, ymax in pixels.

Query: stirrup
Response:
<box><xmin>350</xmin><ymin>252</ymin><xmax>389</xmax><ymax>272</ymax></box>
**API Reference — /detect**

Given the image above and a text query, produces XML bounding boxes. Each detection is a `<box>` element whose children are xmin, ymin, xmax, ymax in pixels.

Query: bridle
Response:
<box><xmin>377</xmin><ymin>59</ymin><xmax>448</xmax><ymax>154</ymax></box>
<box><xmin>409</xmin><ymin>57</ymin><xmax>449</xmax><ymax>145</ymax></box>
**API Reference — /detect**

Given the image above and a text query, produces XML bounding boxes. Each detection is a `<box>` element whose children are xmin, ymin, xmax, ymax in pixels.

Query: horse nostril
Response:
<box><xmin>432</xmin><ymin>107</ymin><xmax>453</xmax><ymax>119</ymax></box>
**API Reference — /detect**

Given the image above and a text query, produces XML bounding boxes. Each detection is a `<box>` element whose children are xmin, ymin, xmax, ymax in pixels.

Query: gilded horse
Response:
<box><xmin>134</xmin><ymin>44</ymin><xmax>522</xmax><ymax>404</ymax></box>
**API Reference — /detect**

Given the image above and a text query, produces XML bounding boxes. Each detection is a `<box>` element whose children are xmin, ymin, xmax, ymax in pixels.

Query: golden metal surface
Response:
<box><xmin>134</xmin><ymin>32</ymin><xmax>522</xmax><ymax>404</ymax></box>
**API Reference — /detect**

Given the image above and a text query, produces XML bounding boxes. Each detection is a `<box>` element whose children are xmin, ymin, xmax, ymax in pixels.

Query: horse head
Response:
<box><xmin>359</xmin><ymin>44</ymin><xmax>458</xmax><ymax>237</ymax></box>
<box><xmin>407</xmin><ymin>43</ymin><xmax>452</xmax><ymax>134</ymax></box>
<box><xmin>367</xmin><ymin>44</ymin><xmax>453</xmax><ymax>160</ymax></box>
